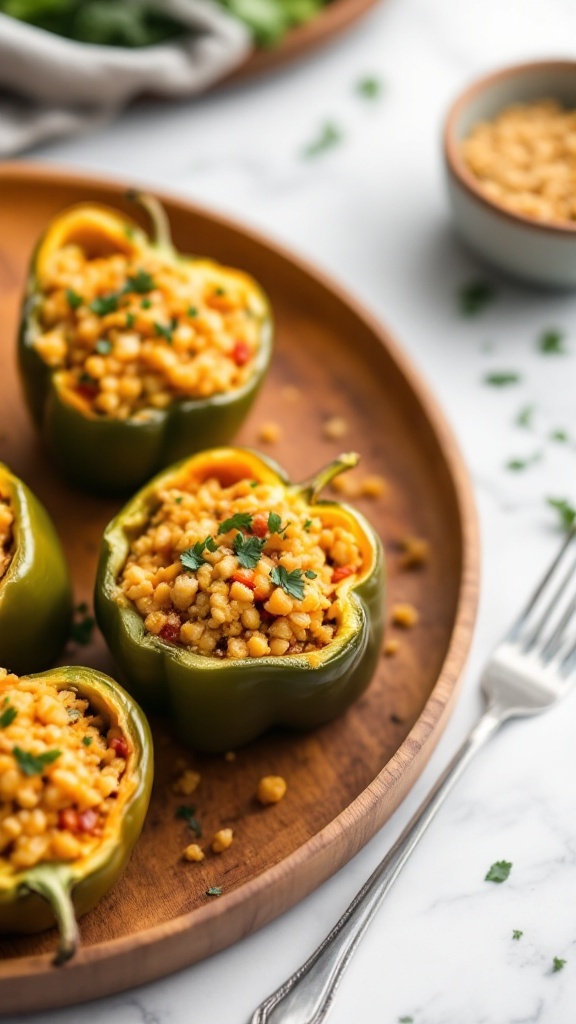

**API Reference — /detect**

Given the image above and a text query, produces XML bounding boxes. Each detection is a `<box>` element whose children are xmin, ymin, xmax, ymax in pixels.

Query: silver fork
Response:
<box><xmin>251</xmin><ymin>527</ymin><xmax>576</xmax><ymax>1024</ymax></box>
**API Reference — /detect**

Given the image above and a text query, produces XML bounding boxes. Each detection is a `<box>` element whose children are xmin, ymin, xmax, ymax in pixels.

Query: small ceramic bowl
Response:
<box><xmin>444</xmin><ymin>60</ymin><xmax>576</xmax><ymax>288</ymax></box>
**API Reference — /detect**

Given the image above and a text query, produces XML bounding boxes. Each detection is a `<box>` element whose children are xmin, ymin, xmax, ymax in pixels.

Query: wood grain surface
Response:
<box><xmin>0</xmin><ymin>163</ymin><xmax>479</xmax><ymax>1013</ymax></box>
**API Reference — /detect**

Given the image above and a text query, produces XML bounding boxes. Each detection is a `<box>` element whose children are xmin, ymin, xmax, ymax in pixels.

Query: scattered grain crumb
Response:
<box><xmin>212</xmin><ymin>828</ymin><xmax>234</xmax><ymax>853</ymax></box>
<box><xmin>224</xmin><ymin>751</ymin><xmax>236</xmax><ymax>762</ymax></box>
<box><xmin>330</xmin><ymin>474</ymin><xmax>360</xmax><ymax>498</ymax></box>
<box><xmin>323</xmin><ymin>416</ymin><xmax>349</xmax><ymax>440</ymax></box>
<box><xmin>399</xmin><ymin>535</ymin><xmax>430</xmax><ymax>569</ymax></box>
<box><xmin>183</xmin><ymin>843</ymin><xmax>205</xmax><ymax>862</ymax></box>
<box><xmin>391</xmin><ymin>603</ymin><xmax>419</xmax><ymax>629</ymax></box>
<box><xmin>359</xmin><ymin>474</ymin><xmax>387</xmax><ymax>499</ymax></box>
<box><xmin>384</xmin><ymin>638</ymin><xmax>400</xmax><ymax>656</ymax></box>
<box><xmin>281</xmin><ymin>385</ymin><xmax>301</xmax><ymax>402</ymax></box>
<box><xmin>257</xmin><ymin>775</ymin><xmax>287</xmax><ymax>805</ymax></box>
<box><xmin>258</xmin><ymin>421</ymin><xmax>282</xmax><ymax>444</ymax></box>
<box><xmin>172</xmin><ymin>769</ymin><xmax>201</xmax><ymax>796</ymax></box>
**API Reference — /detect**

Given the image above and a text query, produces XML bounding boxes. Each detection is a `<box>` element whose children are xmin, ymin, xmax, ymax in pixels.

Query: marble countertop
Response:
<box><xmin>6</xmin><ymin>0</ymin><xmax>576</xmax><ymax>1021</ymax></box>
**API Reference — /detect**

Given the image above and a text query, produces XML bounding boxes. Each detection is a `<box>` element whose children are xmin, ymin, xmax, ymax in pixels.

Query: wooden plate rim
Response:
<box><xmin>0</xmin><ymin>160</ymin><xmax>479</xmax><ymax>985</ymax></box>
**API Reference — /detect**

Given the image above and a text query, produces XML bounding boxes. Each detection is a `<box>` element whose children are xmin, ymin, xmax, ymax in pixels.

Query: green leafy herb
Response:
<box><xmin>125</xmin><ymin>268</ymin><xmax>155</xmax><ymax>294</ymax></box>
<box><xmin>547</xmin><ymin>497</ymin><xmax>576</xmax><ymax>531</ymax></box>
<box><xmin>124</xmin><ymin>224</ymin><xmax>136</xmax><ymax>239</ymax></box>
<box><xmin>78</xmin><ymin>371</ymin><xmax>97</xmax><ymax>386</ymax></box>
<box><xmin>187</xmin><ymin>306</ymin><xmax>198</xmax><ymax>317</ymax></box>
<box><xmin>126</xmin><ymin>312</ymin><xmax>136</xmax><ymax>329</ymax></box>
<box><xmin>218</xmin><ymin>512</ymin><xmax>253</xmax><ymax>534</ymax></box>
<box><xmin>82</xmin><ymin>736</ymin><xmax>93</xmax><ymax>747</ymax></box>
<box><xmin>214</xmin><ymin>287</ymin><xmax>226</xmax><ymax>297</ymax></box>
<box><xmin>356</xmin><ymin>76</ymin><xmax>383</xmax><ymax>99</ymax></box>
<box><xmin>176</xmin><ymin>804</ymin><xmax>202</xmax><ymax>837</ymax></box>
<box><xmin>485</xmin><ymin>860</ymin><xmax>512</xmax><ymax>883</ymax></box>
<box><xmin>303</xmin><ymin>519</ymin><xmax>312</xmax><ymax>531</ymax></box>
<box><xmin>458</xmin><ymin>280</ymin><xmax>496</xmax><ymax>316</ymax></box>
<box><xmin>0</xmin><ymin>704</ymin><xmax>17</xmax><ymax>728</ymax></box>
<box><xmin>302</xmin><ymin>121</ymin><xmax>343</xmax><ymax>159</ymax></box>
<box><xmin>154</xmin><ymin>321</ymin><xmax>173</xmax><ymax>343</ymax></box>
<box><xmin>249</xmin><ymin>480</ymin><xmax>259</xmax><ymax>489</ymax></box>
<box><xmin>90</xmin><ymin>293</ymin><xmax>120</xmax><ymax>316</ymax></box>
<box><xmin>550</xmin><ymin>429</ymin><xmax>569</xmax><ymax>443</ymax></box>
<box><xmin>141</xmin><ymin>298</ymin><xmax>152</xmax><ymax>309</ymax></box>
<box><xmin>267</xmin><ymin>512</ymin><xmax>283</xmax><ymax>534</ymax></box>
<box><xmin>233</xmin><ymin>533</ymin><xmax>265</xmax><ymax>570</ymax></box>
<box><xmin>484</xmin><ymin>372</ymin><xmax>521</xmax><ymax>387</ymax></box>
<box><xmin>174</xmin><ymin>496</ymin><xmax>183</xmax><ymax>504</ymax></box>
<box><xmin>70</xmin><ymin>604</ymin><xmax>95</xmax><ymax>645</ymax></box>
<box><xmin>0</xmin><ymin>0</ymin><xmax>187</xmax><ymax>47</ymax></box>
<box><xmin>505</xmin><ymin>452</ymin><xmax>541</xmax><ymax>471</ymax></box>
<box><xmin>180</xmin><ymin>537</ymin><xmax>218</xmax><ymax>572</ymax></box>
<box><xmin>553</xmin><ymin>957</ymin><xmax>567</xmax><ymax>972</ymax></box>
<box><xmin>516</xmin><ymin>404</ymin><xmax>535</xmax><ymax>429</ymax></box>
<box><xmin>206</xmin><ymin>886</ymin><xmax>222</xmax><ymax>897</ymax></box>
<box><xmin>13</xmin><ymin>747</ymin><xmax>61</xmax><ymax>776</ymax></box>
<box><xmin>271</xmin><ymin>565</ymin><xmax>305</xmax><ymax>600</ymax></box>
<box><xmin>539</xmin><ymin>329</ymin><xmax>567</xmax><ymax>355</ymax></box>
<box><xmin>66</xmin><ymin>288</ymin><xmax>83</xmax><ymax>310</ymax></box>
<box><xmin>512</xmin><ymin>930</ymin><xmax>523</xmax><ymax>940</ymax></box>
<box><xmin>398</xmin><ymin>1018</ymin><xmax>414</xmax><ymax>1023</ymax></box>
<box><xmin>304</xmin><ymin>570</ymin><xmax>317</xmax><ymax>579</ymax></box>
<box><xmin>95</xmin><ymin>338</ymin><xmax>112</xmax><ymax>355</ymax></box>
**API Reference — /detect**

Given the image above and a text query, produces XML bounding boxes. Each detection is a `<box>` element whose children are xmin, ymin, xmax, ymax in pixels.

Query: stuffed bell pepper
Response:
<box><xmin>0</xmin><ymin>463</ymin><xmax>72</xmax><ymax>674</ymax></box>
<box><xmin>95</xmin><ymin>447</ymin><xmax>385</xmax><ymax>752</ymax></box>
<box><xmin>0</xmin><ymin>666</ymin><xmax>152</xmax><ymax>964</ymax></box>
<box><xmin>18</xmin><ymin>194</ymin><xmax>273</xmax><ymax>494</ymax></box>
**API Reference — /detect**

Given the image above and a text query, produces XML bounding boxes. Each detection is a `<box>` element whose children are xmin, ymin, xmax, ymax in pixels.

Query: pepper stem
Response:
<box><xmin>297</xmin><ymin>452</ymin><xmax>360</xmax><ymax>504</ymax></box>
<box><xmin>125</xmin><ymin>190</ymin><xmax>174</xmax><ymax>254</ymax></box>
<box><xmin>22</xmin><ymin>865</ymin><xmax>79</xmax><ymax>966</ymax></box>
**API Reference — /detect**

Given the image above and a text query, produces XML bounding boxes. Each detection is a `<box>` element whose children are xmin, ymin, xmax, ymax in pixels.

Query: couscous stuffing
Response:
<box><xmin>0</xmin><ymin>496</ymin><xmax>14</xmax><ymax>581</ymax></box>
<box><xmin>0</xmin><ymin>670</ymin><xmax>130</xmax><ymax>872</ymax></box>
<box><xmin>33</xmin><ymin>245</ymin><xmax>265</xmax><ymax>420</ymax></box>
<box><xmin>118</xmin><ymin>473</ymin><xmax>364</xmax><ymax>660</ymax></box>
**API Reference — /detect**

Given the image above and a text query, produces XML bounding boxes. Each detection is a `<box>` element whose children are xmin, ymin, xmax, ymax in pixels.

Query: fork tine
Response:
<box><xmin>509</xmin><ymin>526</ymin><xmax>576</xmax><ymax>645</ymax></box>
<box><xmin>540</xmin><ymin>590</ymin><xmax>576</xmax><ymax>661</ymax></box>
<box><xmin>521</xmin><ymin>549</ymin><xmax>576</xmax><ymax>652</ymax></box>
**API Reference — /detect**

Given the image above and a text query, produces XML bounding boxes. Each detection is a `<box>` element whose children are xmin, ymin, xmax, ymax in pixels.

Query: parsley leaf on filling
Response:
<box><xmin>90</xmin><ymin>293</ymin><xmax>120</xmax><ymax>316</ymax></box>
<box><xmin>0</xmin><ymin>703</ymin><xmax>17</xmax><ymax>728</ymax></box>
<box><xmin>180</xmin><ymin>537</ymin><xmax>218</xmax><ymax>572</ymax></box>
<box><xmin>66</xmin><ymin>288</ymin><xmax>83</xmax><ymax>310</ymax></box>
<box><xmin>233</xmin><ymin>534</ymin><xmax>265</xmax><ymax>569</ymax></box>
<box><xmin>271</xmin><ymin>565</ymin><xmax>305</xmax><ymax>601</ymax></box>
<box><xmin>218</xmin><ymin>512</ymin><xmax>253</xmax><ymax>534</ymax></box>
<box><xmin>267</xmin><ymin>512</ymin><xmax>283</xmax><ymax>534</ymax></box>
<box><xmin>125</xmin><ymin>269</ymin><xmax>156</xmax><ymax>294</ymax></box>
<box><xmin>13</xmin><ymin>747</ymin><xmax>61</xmax><ymax>776</ymax></box>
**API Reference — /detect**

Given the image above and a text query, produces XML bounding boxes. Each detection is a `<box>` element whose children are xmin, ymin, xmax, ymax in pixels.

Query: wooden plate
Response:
<box><xmin>0</xmin><ymin>163</ymin><xmax>478</xmax><ymax>1013</ymax></box>
<box><xmin>228</xmin><ymin>0</ymin><xmax>382</xmax><ymax>84</ymax></box>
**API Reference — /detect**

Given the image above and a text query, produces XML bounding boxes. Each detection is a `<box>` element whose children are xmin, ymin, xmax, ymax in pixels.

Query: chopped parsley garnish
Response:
<box><xmin>180</xmin><ymin>537</ymin><xmax>218</xmax><ymax>572</ymax></box>
<box><xmin>206</xmin><ymin>886</ymin><xmax>222</xmax><ymax>897</ymax></box>
<box><xmin>505</xmin><ymin>452</ymin><xmax>541</xmax><ymax>471</ymax></box>
<box><xmin>302</xmin><ymin>121</ymin><xmax>343</xmax><ymax>159</ymax></box>
<box><xmin>154</xmin><ymin>321</ymin><xmax>173</xmax><ymax>343</ymax></box>
<box><xmin>95</xmin><ymin>339</ymin><xmax>112</xmax><ymax>355</ymax></box>
<box><xmin>141</xmin><ymin>298</ymin><xmax>152</xmax><ymax>309</ymax></box>
<box><xmin>356</xmin><ymin>76</ymin><xmax>383</xmax><ymax>99</ymax></box>
<box><xmin>484</xmin><ymin>371</ymin><xmax>521</xmax><ymax>387</ymax></box>
<box><xmin>550</xmin><ymin>429</ymin><xmax>569</xmax><ymax>443</ymax></box>
<box><xmin>552</xmin><ymin>957</ymin><xmax>567</xmax><ymax>972</ymax></box>
<box><xmin>304</xmin><ymin>570</ymin><xmax>317</xmax><ymax>579</ymax></box>
<box><xmin>512</xmin><ymin>930</ymin><xmax>523</xmax><ymax>940</ymax></box>
<box><xmin>123</xmin><ymin>225</ymin><xmax>136</xmax><ymax>239</ymax></box>
<box><xmin>66</xmin><ymin>288</ymin><xmax>83</xmax><ymax>310</ymax></box>
<box><xmin>70</xmin><ymin>603</ymin><xmax>95</xmax><ymax>645</ymax></box>
<box><xmin>0</xmin><ymin>703</ymin><xmax>17</xmax><ymax>728</ymax></box>
<box><xmin>485</xmin><ymin>860</ymin><xmax>512</xmax><ymax>883</ymax></box>
<box><xmin>271</xmin><ymin>565</ymin><xmax>305</xmax><ymax>600</ymax></box>
<box><xmin>398</xmin><ymin>1018</ymin><xmax>414</xmax><ymax>1023</ymax></box>
<box><xmin>78</xmin><ymin>371</ymin><xmax>98</xmax><ymax>386</ymax></box>
<box><xmin>214</xmin><ymin>287</ymin><xmax>226</xmax><ymax>297</ymax></box>
<box><xmin>458</xmin><ymin>280</ymin><xmax>496</xmax><ymax>316</ymax></box>
<box><xmin>249</xmin><ymin>480</ymin><xmax>259</xmax><ymax>488</ymax></box>
<box><xmin>516</xmin><ymin>404</ymin><xmax>535</xmax><ymax>428</ymax></box>
<box><xmin>174</xmin><ymin>496</ymin><xmax>183</xmax><ymax>504</ymax></box>
<box><xmin>125</xmin><ymin>269</ymin><xmax>155</xmax><ymax>294</ymax></box>
<box><xmin>218</xmin><ymin>512</ymin><xmax>253</xmax><ymax>534</ymax></box>
<box><xmin>233</xmin><ymin>533</ymin><xmax>265</xmax><ymax>570</ymax></box>
<box><xmin>82</xmin><ymin>736</ymin><xmax>93</xmax><ymax>747</ymax></box>
<box><xmin>176</xmin><ymin>804</ymin><xmax>202</xmax><ymax>837</ymax></box>
<box><xmin>303</xmin><ymin>519</ymin><xmax>312</xmax><ymax>531</ymax></box>
<box><xmin>126</xmin><ymin>312</ymin><xmax>136</xmax><ymax>329</ymax></box>
<box><xmin>13</xmin><ymin>747</ymin><xmax>61</xmax><ymax>776</ymax></box>
<box><xmin>90</xmin><ymin>293</ymin><xmax>120</xmax><ymax>316</ymax></box>
<box><xmin>547</xmin><ymin>497</ymin><xmax>576</xmax><ymax>531</ymax></box>
<box><xmin>187</xmin><ymin>306</ymin><xmax>198</xmax><ymax>317</ymax></box>
<box><xmin>539</xmin><ymin>329</ymin><xmax>567</xmax><ymax>355</ymax></box>
<box><xmin>267</xmin><ymin>512</ymin><xmax>283</xmax><ymax>534</ymax></box>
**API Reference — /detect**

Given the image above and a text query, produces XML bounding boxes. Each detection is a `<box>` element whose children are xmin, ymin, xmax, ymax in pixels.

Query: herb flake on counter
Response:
<box><xmin>512</xmin><ymin>930</ymin><xmax>523</xmax><ymax>940</ymax></box>
<box><xmin>70</xmin><ymin>603</ymin><xmax>96</xmax><ymax>646</ymax></box>
<box><xmin>356</xmin><ymin>76</ymin><xmax>383</xmax><ymax>99</ymax></box>
<box><xmin>181</xmin><ymin>537</ymin><xmax>218</xmax><ymax>572</ymax></box>
<box><xmin>13</xmin><ymin>747</ymin><xmax>61</xmax><ymax>776</ymax></box>
<box><xmin>234</xmin><ymin>533</ymin><xmax>265</xmax><ymax>570</ymax></box>
<box><xmin>550</xmin><ymin>429</ymin><xmax>569</xmax><ymax>443</ymax></box>
<box><xmin>176</xmin><ymin>805</ymin><xmax>202</xmax><ymax>837</ymax></box>
<box><xmin>66</xmin><ymin>288</ymin><xmax>83</xmax><ymax>310</ymax></box>
<box><xmin>506</xmin><ymin>452</ymin><xmax>541</xmax><ymax>471</ymax></box>
<box><xmin>206</xmin><ymin>886</ymin><xmax>222</xmax><ymax>897</ymax></box>
<box><xmin>271</xmin><ymin>565</ymin><xmax>305</xmax><ymax>600</ymax></box>
<box><xmin>302</xmin><ymin>122</ymin><xmax>343</xmax><ymax>159</ymax></box>
<box><xmin>547</xmin><ymin>497</ymin><xmax>576</xmax><ymax>531</ymax></box>
<box><xmin>516</xmin><ymin>404</ymin><xmax>535</xmax><ymax>429</ymax></box>
<box><xmin>553</xmin><ymin>957</ymin><xmax>567</xmax><ymax>972</ymax></box>
<box><xmin>219</xmin><ymin>512</ymin><xmax>253</xmax><ymax>534</ymax></box>
<box><xmin>398</xmin><ymin>1018</ymin><xmax>414</xmax><ymax>1023</ymax></box>
<box><xmin>484</xmin><ymin>371</ymin><xmax>521</xmax><ymax>387</ymax></box>
<box><xmin>539</xmin><ymin>329</ymin><xmax>567</xmax><ymax>355</ymax></box>
<box><xmin>0</xmin><ymin>703</ymin><xmax>17</xmax><ymax>728</ymax></box>
<box><xmin>458</xmin><ymin>280</ymin><xmax>496</xmax><ymax>316</ymax></box>
<box><xmin>485</xmin><ymin>860</ymin><xmax>512</xmax><ymax>883</ymax></box>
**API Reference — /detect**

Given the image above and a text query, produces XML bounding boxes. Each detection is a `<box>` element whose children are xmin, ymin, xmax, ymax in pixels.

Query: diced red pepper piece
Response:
<box><xmin>232</xmin><ymin>340</ymin><xmax>251</xmax><ymax>366</ymax></box>
<box><xmin>232</xmin><ymin>568</ymin><xmax>256</xmax><ymax>590</ymax></box>
<box><xmin>159</xmin><ymin>622</ymin><xmax>181</xmax><ymax>644</ymax></box>
<box><xmin>76</xmin><ymin>383</ymin><xmax>98</xmax><ymax>400</ymax></box>
<box><xmin>332</xmin><ymin>565</ymin><xmax>357</xmax><ymax>584</ymax></box>
<box><xmin>77</xmin><ymin>808</ymin><xmax>100</xmax><ymax>834</ymax></box>
<box><xmin>58</xmin><ymin>808</ymin><xmax>79</xmax><ymax>832</ymax></box>
<box><xmin>251</xmin><ymin>513</ymin><xmax>268</xmax><ymax>538</ymax></box>
<box><xmin>109</xmin><ymin>736</ymin><xmax>130</xmax><ymax>759</ymax></box>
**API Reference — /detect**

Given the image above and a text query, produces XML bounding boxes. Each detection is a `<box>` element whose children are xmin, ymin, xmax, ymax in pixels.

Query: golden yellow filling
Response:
<box><xmin>118</xmin><ymin>475</ymin><xmax>363</xmax><ymax>659</ymax></box>
<box><xmin>0</xmin><ymin>496</ymin><xmax>14</xmax><ymax>581</ymax></box>
<box><xmin>0</xmin><ymin>671</ymin><xmax>129</xmax><ymax>872</ymax></box>
<box><xmin>34</xmin><ymin>245</ymin><xmax>263</xmax><ymax>419</ymax></box>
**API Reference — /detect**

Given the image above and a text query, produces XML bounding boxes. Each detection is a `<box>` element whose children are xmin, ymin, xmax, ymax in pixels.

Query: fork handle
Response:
<box><xmin>251</xmin><ymin>707</ymin><xmax>503</xmax><ymax>1024</ymax></box>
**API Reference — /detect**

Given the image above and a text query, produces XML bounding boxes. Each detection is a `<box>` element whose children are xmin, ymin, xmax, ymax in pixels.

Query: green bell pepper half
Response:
<box><xmin>0</xmin><ymin>463</ymin><xmax>73</xmax><ymax>674</ymax></box>
<box><xmin>17</xmin><ymin>193</ymin><xmax>273</xmax><ymax>495</ymax></box>
<box><xmin>94</xmin><ymin>447</ymin><xmax>385</xmax><ymax>752</ymax></box>
<box><xmin>0</xmin><ymin>666</ymin><xmax>152</xmax><ymax>965</ymax></box>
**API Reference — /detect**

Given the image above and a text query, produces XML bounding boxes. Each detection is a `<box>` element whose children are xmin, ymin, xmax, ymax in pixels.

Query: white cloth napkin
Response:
<box><xmin>0</xmin><ymin>0</ymin><xmax>252</xmax><ymax>156</ymax></box>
